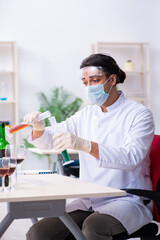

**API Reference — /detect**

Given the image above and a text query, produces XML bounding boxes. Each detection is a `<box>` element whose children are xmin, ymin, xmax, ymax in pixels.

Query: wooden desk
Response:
<box><xmin>0</xmin><ymin>174</ymin><xmax>126</xmax><ymax>240</ymax></box>
<box><xmin>28</xmin><ymin>148</ymin><xmax>79</xmax><ymax>174</ymax></box>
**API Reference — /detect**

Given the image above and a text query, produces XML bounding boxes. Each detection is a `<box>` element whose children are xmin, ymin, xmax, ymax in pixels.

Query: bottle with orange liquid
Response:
<box><xmin>5</xmin><ymin>111</ymin><xmax>51</xmax><ymax>138</ymax></box>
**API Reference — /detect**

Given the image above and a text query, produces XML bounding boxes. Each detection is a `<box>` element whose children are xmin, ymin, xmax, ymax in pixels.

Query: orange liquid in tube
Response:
<box><xmin>9</xmin><ymin>123</ymin><xmax>30</xmax><ymax>134</ymax></box>
<box><xmin>5</xmin><ymin>111</ymin><xmax>51</xmax><ymax>138</ymax></box>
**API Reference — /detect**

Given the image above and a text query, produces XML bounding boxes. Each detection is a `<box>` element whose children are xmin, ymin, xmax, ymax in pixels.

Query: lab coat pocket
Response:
<box><xmin>107</xmin><ymin>132</ymin><xmax>124</xmax><ymax>147</ymax></box>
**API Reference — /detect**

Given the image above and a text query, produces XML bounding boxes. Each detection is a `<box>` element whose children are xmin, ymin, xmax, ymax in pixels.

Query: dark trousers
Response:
<box><xmin>26</xmin><ymin>210</ymin><xmax>127</xmax><ymax>240</ymax></box>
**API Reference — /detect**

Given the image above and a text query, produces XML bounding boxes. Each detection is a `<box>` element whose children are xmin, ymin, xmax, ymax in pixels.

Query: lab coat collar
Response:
<box><xmin>96</xmin><ymin>90</ymin><xmax>125</xmax><ymax>113</ymax></box>
<box><xmin>106</xmin><ymin>90</ymin><xmax>125</xmax><ymax>112</ymax></box>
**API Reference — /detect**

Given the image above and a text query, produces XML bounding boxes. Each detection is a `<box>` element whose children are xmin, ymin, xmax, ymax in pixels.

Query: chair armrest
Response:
<box><xmin>121</xmin><ymin>188</ymin><xmax>160</xmax><ymax>203</ymax></box>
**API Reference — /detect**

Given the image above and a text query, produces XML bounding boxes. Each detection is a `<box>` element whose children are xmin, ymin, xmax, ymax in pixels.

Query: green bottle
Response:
<box><xmin>61</xmin><ymin>149</ymin><xmax>70</xmax><ymax>162</ymax></box>
<box><xmin>0</xmin><ymin>122</ymin><xmax>9</xmax><ymax>186</ymax></box>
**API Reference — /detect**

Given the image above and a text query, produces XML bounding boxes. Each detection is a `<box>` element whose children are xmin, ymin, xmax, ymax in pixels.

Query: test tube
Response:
<box><xmin>6</xmin><ymin>111</ymin><xmax>51</xmax><ymax>138</ymax></box>
<box><xmin>49</xmin><ymin>116</ymin><xmax>70</xmax><ymax>162</ymax></box>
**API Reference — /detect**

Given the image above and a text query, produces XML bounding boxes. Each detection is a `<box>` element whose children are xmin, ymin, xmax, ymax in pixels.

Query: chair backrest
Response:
<box><xmin>149</xmin><ymin>135</ymin><xmax>160</xmax><ymax>221</ymax></box>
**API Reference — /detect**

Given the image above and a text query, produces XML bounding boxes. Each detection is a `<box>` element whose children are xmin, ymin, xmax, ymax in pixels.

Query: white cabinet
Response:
<box><xmin>0</xmin><ymin>41</ymin><xmax>18</xmax><ymax>144</ymax></box>
<box><xmin>91</xmin><ymin>42</ymin><xmax>150</xmax><ymax>108</ymax></box>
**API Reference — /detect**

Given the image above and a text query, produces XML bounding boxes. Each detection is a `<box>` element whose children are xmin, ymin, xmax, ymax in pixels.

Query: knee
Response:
<box><xmin>82</xmin><ymin>212</ymin><xmax>126</xmax><ymax>240</ymax></box>
<box><xmin>26</xmin><ymin>223</ymin><xmax>44</xmax><ymax>240</ymax></box>
<box><xmin>82</xmin><ymin>214</ymin><xmax>99</xmax><ymax>239</ymax></box>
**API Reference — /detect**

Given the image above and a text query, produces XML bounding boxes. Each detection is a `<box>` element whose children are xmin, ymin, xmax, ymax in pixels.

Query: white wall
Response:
<box><xmin>0</xmin><ymin>0</ymin><xmax>160</xmax><ymax>169</ymax></box>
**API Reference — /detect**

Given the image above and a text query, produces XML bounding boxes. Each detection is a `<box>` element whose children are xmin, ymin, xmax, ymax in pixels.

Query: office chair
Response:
<box><xmin>65</xmin><ymin>135</ymin><xmax>160</xmax><ymax>240</ymax></box>
<box><xmin>113</xmin><ymin>135</ymin><xmax>160</xmax><ymax>240</ymax></box>
<box><xmin>63</xmin><ymin>159</ymin><xmax>79</xmax><ymax>178</ymax></box>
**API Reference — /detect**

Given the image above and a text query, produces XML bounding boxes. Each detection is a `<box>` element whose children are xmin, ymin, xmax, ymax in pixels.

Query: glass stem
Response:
<box><xmin>2</xmin><ymin>176</ymin><xmax>5</xmax><ymax>191</ymax></box>
<box><xmin>9</xmin><ymin>175</ymin><xmax>11</xmax><ymax>189</ymax></box>
<box><xmin>15</xmin><ymin>168</ymin><xmax>18</xmax><ymax>188</ymax></box>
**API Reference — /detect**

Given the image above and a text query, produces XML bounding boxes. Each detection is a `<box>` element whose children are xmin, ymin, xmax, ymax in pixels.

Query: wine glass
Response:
<box><xmin>0</xmin><ymin>157</ymin><xmax>10</xmax><ymax>192</ymax></box>
<box><xmin>5</xmin><ymin>145</ymin><xmax>17</xmax><ymax>190</ymax></box>
<box><xmin>16</xmin><ymin>144</ymin><xmax>26</xmax><ymax>164</ymax></box>
<box><xmin>16</xmin><ymin>144</ymin><xmax>26</xmax><ymax>187</ymax></box>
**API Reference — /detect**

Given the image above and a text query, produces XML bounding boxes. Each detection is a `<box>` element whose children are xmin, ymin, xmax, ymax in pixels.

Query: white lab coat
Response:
<box><xmin>30</xmin><ymin>91</ymin><xmax>155</xmax><ymax>234</ymax></box>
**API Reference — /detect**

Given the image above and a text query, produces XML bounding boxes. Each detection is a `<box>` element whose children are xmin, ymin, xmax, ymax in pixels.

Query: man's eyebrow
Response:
<box><xmin>89</xmin><ymin>75</ymin><xmax>100</xmax><ymax>78</ymax></box>
<box><xmin>81</xmin><ymin>75</ymin><xmax>100</xmax><ymax>80</ymax></box>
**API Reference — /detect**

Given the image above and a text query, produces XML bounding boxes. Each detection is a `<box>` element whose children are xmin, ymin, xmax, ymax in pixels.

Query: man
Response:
<box><xmin>25</xmin><ymin>54</ymin><xmax>154</xmax><ymax>240</ymax></box>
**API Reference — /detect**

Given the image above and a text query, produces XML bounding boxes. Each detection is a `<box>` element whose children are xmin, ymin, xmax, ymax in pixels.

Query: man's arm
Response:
<box><xmin>32</xmin><ymin>129</ymin><xmax>44</xmax><ymax>140</ymax></box>
<box><xmin>90</xmin><ymin>142</ymin><xmax>100</xmax><ymax>159</ymax></box>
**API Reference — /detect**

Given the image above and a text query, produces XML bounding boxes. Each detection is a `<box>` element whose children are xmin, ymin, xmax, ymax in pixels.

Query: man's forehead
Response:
<box><xmin>80</xmin><ymin>66</ymin><xmax>103</xmax><ymax>79</ymax></box>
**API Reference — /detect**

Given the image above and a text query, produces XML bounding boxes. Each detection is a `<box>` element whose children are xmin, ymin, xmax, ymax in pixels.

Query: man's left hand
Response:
<box><xmin>53</xmin><ymin>132</ymin><xmax>91</xmax><ymax>153</ymax></box>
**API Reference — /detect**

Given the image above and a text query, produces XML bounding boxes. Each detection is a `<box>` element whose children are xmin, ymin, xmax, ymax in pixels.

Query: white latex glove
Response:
<box><xmin>53</xmin><ymin>132</ymin><xmax>92</xmax><ymax>153</ymax></box>
<box><xmin>23</xmin><ymin>111</ymin><xmax>45</xmax><ymax>131</ymax></box>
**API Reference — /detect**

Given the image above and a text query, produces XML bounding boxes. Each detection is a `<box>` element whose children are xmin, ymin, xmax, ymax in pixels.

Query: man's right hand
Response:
<box><xmin>23</xmin><ymin>111</ymin><xmax>45</xmax><ymax>131</ymax></box>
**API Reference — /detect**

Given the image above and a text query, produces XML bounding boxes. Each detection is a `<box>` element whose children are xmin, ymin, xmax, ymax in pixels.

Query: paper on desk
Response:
<box><xmin>23</xmin><ymin>170</ymin><xmax>57</xmax><ymax>175</ymax></box>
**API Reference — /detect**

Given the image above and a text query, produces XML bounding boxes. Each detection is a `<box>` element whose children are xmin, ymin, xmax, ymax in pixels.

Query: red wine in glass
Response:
<box><xmin>16</xmin><ymin>157</ymin><xmax>25</xmax><ymax>165</ymax></box>
<box><xmin>0</xmin><ymin>168</ymin><xmax>9</xmax><ymax>177</ymax></box>
<box><xmin>8</xmin><ymin>167</ymin><xmax>16</xmax><ymax>176</ymax></box>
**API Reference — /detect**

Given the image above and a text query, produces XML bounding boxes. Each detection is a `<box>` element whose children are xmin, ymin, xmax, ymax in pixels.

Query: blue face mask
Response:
<box><xmin>85</xmin><ymin>77</ymin><xmax>112</xmax><ymax>106</ymax></box>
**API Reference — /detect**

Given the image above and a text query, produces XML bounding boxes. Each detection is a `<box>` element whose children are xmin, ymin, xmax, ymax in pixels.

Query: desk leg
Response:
<box><xmin>0</xmin><ymin>200</ymin><xmax>86</xmax><ymax>239</ymax></box>
<box><xmin>58</xmin><ymin>159</ymin><xmax>64</xmax><ymax>175</ymax></box>
<box><xmin>51</xmin><ymin>154</ymin><xmax>64</xmax><ymax>175</ymax></box>
<box><xmin>60</xmin><ymin>212</ymin><xmax>86</xmax><ymax>240</ymax></box>
<box><xmin>0</xmin><ymin>213</ymin><xmax>14</xmax><ymax>238</ymax></box>
<box><xmin>30</xmin><ymin>218</ymin><xmax>38</xmax><ymax>224</ymax></box>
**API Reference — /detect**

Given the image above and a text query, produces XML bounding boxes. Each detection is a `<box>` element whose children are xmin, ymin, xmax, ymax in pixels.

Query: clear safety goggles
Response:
<box><xmin>80</xmin><ymin>66</ymin><xmax>103</xmax><ymax>80</ymax></box>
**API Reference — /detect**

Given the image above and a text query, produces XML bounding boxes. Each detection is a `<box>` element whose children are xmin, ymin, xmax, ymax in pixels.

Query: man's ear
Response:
<box><xmin>111</xmin><ymin>74</ymin><xmax>117</xmax><ymax>86</ymax></box>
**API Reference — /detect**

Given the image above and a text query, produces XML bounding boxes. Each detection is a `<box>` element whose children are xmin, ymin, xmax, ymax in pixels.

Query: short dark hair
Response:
<box><xmin>80</xmin><ymin>54</ymin><xmax>126</xmax><ymax>84</ymax></box>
